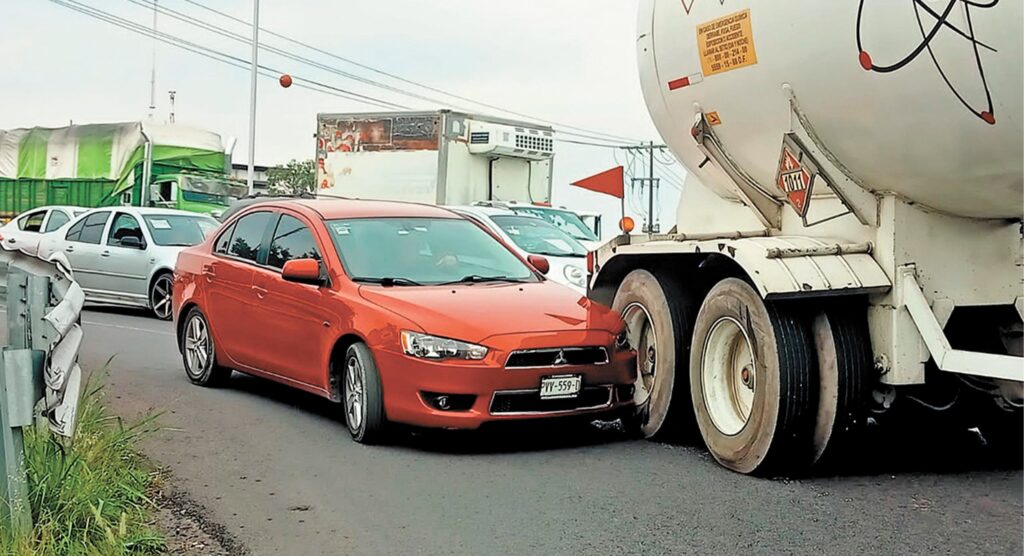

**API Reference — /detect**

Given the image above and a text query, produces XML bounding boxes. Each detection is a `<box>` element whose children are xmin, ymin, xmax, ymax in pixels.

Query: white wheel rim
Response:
<box><xmin>152</xmin><ymin>276</ymin><xmax>173</xmax><ymax>319</ymax></box>
<box><xmin>701</xmin><ymin>316</ymin><xmax>756</xmax><ymax>436</ymax></box>
<box><xmin>184</xmin><ymin>315</ymin><xmax>210</xmax><ymax>377</ymax></box>
<box><xmin>345</xmin><ymin>356</ymin><xmax>365</xmax><ymax>433</ymax></box>
<box><xmin>621</xmin><ymin>302</ymin><xmax>657</xmax><ymax>407</ymax></box>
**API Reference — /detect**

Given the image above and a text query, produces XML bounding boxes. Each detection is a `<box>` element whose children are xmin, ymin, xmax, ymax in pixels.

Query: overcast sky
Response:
<box><xmin>1</xmin><ymin>0</ymin><xmax>683</xmax><ymax>236</ymax></box>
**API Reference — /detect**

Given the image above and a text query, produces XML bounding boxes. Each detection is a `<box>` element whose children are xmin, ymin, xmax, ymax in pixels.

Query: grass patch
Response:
<box><xmin>1</xmin><ymin>373</ymin><xmax>165</xmax><ymax>555</ymax></box>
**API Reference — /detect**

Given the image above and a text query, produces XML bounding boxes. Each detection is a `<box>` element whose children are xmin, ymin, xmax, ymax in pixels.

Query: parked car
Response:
<box><xmin>173</xmin><ymin>199</ymin><xmax>635</xmax><ymax>444</ymax></box>
<box><xmin>473</xmin><ymin>201</ymin><xmax>602</xmax><ymax>250</ymax></box>
<box><xmin>0</xmin><ymin>205</ymin><xmax>89</xmax><ymax>255</ymax></box>
<box><xmin>449</xmin><ymin>205</ymin><xmax>589</xmax><ymax>293</ymax></box>
<box><xmin>37</xmin><ymin>207</ymin><xmax>220</xmax><ymax>319</ymax></box>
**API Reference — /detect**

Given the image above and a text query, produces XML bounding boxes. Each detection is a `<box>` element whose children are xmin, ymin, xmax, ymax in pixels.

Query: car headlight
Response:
<box><xmin>401</xmin><ymin>331</ymin><xmax>488</xmax><ymax>360</ymax></box>
<box><xmin>563</xmin><ymin>265</ymin><xmax>587</xmax><ymax>288</ymax></box>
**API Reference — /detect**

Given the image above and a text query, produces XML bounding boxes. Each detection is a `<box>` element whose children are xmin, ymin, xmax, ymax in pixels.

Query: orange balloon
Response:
<box><xmin>619</xmin><ymin>216</ymin><xmax>635</xmax><ymax>233</ymax></box>
<box><xmin>279</xmin><ymin>74</ymin><xmax>293</xmax><ymax>88</ymax></box>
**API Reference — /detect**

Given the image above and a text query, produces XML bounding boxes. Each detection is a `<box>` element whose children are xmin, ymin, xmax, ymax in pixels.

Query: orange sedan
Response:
<box><xmin>172</xmin><ymin>199</ymin><xmax>635</xmax><ymax>443</ymax></box>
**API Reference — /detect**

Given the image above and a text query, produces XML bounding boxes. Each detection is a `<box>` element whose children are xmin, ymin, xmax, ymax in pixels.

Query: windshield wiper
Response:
<box><xmin>352</xmin><ymin>276</ymin><xmax>423</xmax><ymax>287</ymax></box>
<box><xmin>442</xmin><ymin>275</ymin><xmax>528</xmax><ymax>285</ymax></box>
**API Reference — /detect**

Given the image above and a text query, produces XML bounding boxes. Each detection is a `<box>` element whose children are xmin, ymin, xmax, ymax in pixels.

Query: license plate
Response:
<box><xmin>540</xmin><ymin>374</ymin><xmax>582</xmax><ymax>400</ymax></box>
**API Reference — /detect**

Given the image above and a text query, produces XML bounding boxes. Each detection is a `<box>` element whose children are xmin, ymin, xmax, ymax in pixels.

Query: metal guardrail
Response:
<box><xmin>0</xmin><ymin>245</ymin><xmax>84</xmax><ymax>534</ymax></box>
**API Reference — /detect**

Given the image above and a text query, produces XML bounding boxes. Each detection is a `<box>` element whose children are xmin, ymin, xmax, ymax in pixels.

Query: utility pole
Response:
<box><xmin>148</xmin><ymin>0</ymin><xmax>158</xmax><ymax>119</ymax></box>
<box><xmin>168</xmin><ymin>90</ymin><xmax>176</xmax><ymax>124</ymax></box>
<box><xmin>246</xmin><ymin>0</ymin><xmax>260</xmax><ymax>194</ymax></box>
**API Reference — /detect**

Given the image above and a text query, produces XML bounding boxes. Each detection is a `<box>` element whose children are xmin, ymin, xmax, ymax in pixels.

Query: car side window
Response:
<box><xmin>267</xmin><ymin>215</ymin><xmax>321</xmax><ymax>269</ymax></box>
<box><xmin>227</xmin><ymin>211</ymin><xmax>272</xmax><ymax>262</ymax></box>
<box><xmin>18</xmin><ymin>210</ymin><xmax>46</xmax><ymax>233</ymax></box>
<box><xmin>107</xmin><ymin>213</ymin><xmax>145</xmax><ymax>247</ymax></box>
<box><xmin>71</xmin><ymin>212</ymin><xmax>111</xmax><ymax>245</ymax></box>
<box><xmin>214</xmin><ymin>223</ymin><xmax>235</xmax><ymax>255</ymax></box>
<box><xmin>44</xmin><ymin>210</ymin><xmax>70</xmax><ymax>232</ymax></box>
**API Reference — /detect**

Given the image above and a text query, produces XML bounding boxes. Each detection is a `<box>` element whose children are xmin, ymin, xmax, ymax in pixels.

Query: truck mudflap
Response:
<box><xmin>592</xmin><ymin>233</ymin><xmax>891</xmax><ymax>300</ymax></box>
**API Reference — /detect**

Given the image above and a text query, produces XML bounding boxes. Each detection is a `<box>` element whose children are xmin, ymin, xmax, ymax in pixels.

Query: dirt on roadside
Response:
<box><xmin>151</xmin><ymin>469</ymin><xmax>248</xmax><ymax>556</ymax></box>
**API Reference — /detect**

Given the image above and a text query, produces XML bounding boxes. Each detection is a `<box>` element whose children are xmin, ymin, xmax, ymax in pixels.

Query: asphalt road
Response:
<box><xmin>63</xmin><ymin>307</ymin><xmax>1023</xmax><ymax>555</ymax></box>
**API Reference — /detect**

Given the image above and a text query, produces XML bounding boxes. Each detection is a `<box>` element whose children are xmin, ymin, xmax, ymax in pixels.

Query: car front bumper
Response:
<box><xmin>374</xmin><ymin>333</ymin><xmax>636</xmax><ymax>430</ymax></box>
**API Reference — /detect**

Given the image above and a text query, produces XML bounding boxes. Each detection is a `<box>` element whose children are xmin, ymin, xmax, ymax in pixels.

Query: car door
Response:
<box><xmin>205</xmin><ymin>210</ymin><xmax>275</xmax><ymax>369</ymax></box>
<box><xmin>249</xmin><ymin>212</ymin><xmax>334</xmax><ymax>389</ymax></box>
<box><xmin>99</xmin><ymin>212</ymin><xmax>151</xmax><ymax>303</ymax></box>
<box><xmin>60</xmin><ymin>211</ymin><xmax>113</xmax><ymax>293</ymax></box>
<box><xmin>2</xmin><ymin>209</ymin><xmax>47</xmax><ymax>251</ymax></box>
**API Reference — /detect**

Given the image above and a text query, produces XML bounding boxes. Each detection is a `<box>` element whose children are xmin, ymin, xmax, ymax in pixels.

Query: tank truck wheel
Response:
<box><xmin>690</xmin><ymin>278</ymin><xmax>818</xmax><ymax>475</ymax></box>
<box><xmin>612</xmin><ymin>270</ymin><xmax>698</xmax><ymax>441</ymax></box>
<box><xmin>810</xmin><ymin>306</ymin><xmax>873</xmax><ymax>467</ymax></box>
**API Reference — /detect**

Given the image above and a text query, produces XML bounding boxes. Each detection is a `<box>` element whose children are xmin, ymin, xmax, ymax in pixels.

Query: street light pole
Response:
<box><xmin>246</xmin><ymin>0</ymin><xmax>260</xmax><ymax>194</ymax></box>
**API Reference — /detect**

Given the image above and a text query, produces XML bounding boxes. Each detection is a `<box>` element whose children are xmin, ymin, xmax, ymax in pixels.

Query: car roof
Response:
<box><xmin>446</xmin><ymin>205</ymin><xmax>517</xmax><ymax>218</ymax></box>
<box><xmin>239</xmin><ymin>198</ymin><xmax>462</xmax><ymax>220</ymax></box>
<box><xmin>87</xmin><ymin>206</ymin><xmax>213</xmax><ymax>217</ymax></box>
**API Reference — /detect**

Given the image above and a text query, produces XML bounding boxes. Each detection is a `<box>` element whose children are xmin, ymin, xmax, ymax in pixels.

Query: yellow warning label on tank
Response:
<box><xmin>697</xmin><ymin>9</ymin><xmax>758</xmax><ymax>77</ymax></box>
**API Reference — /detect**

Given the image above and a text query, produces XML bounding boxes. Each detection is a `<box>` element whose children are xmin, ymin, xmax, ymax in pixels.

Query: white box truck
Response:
<box><xmin>590</xmin><ymin>0</ymin><xmax>1023</xmax><ymax>475</ymax></box>
<box><xmin>315</xmin><ymin>110</ymin><xmax>554</xmax><ymax>205</ymax></box>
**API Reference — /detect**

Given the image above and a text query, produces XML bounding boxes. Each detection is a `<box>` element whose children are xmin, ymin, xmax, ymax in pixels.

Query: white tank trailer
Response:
<box><xmin>590</xmin><ymin>0</ymin><xmax>1023</xmax><ymax>475</ymax></box>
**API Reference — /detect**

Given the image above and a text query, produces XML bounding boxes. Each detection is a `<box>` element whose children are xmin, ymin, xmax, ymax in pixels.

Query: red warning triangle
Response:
<box><xmin>571</xmin><ymin>166</ymin><xmax>624</xmax><ymax>199</ymax></box>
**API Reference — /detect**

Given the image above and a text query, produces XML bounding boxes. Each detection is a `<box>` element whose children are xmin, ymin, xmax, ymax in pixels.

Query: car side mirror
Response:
<box><xmin>120</xmin><ymin>236</ymin><xmax>145</xmax><ymax>249</ymax></box>
<box><xmin>282</xmin><ymin>258</ymin><xmax>325</xmax><ymax>286</ymax></box>
<box><xmin>527</xmin><ymin>254</ymin><xmax>550</xmax><ymax>275</ymax></box>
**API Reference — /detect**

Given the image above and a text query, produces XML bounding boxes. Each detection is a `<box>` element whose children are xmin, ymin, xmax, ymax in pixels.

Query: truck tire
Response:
<box><xmin>612</xmin><ymin>269</ymin><xmax>698</xmax><ymax>440</ymax></box>
<box><xmin>810</xmin><ymin>306</ymin><xmax>872</xmax><ymax>466</ymax></box>
<box><xmin>690</xmin><ymin>278</ymin><xmax>817</xmax><ymax>475</ymax></box>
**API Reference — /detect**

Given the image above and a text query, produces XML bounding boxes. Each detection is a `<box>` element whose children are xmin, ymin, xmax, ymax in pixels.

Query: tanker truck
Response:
<box><xmin>590</xmin><ymin>0</ymin><xmax>1023</xmax><ymax>475</ymax></box>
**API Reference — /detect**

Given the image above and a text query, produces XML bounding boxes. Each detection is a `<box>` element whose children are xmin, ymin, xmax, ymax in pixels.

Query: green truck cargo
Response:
<box><xmin>0</xmin><ymin>121</ymin><xmax>248</xmax><ymax>221</ymax></box>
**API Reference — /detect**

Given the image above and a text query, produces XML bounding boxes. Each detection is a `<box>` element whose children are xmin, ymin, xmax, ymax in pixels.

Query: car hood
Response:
<box><xmin>358</xmin><ymin>280</ymin><xmax>620</xmax><ymax>344</ymax></box>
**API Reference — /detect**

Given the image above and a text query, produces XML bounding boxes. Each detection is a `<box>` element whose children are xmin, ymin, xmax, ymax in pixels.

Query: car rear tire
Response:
<box><xmin>612</xmin><ymin>269</ymin><xmax>698</xmax><ymax>441</ymax></box>
<box><xmin>181</xmin><ymin>307</ymin><xmax>231</xmax><ymax>387</ymax></box>
<box><xmin>150</xmin><ymin>272</ymin><xmax>174</xmax><ymax>320</ymax></box>
<box><xmin>690</xmin><ymin>278</ymin><xmax>817</xmax><ymax>476</ymax></box>
<box><xmin>343</xmin><ymin>343</ymin><xmax>387</xmax><ymax>444</ymax></box>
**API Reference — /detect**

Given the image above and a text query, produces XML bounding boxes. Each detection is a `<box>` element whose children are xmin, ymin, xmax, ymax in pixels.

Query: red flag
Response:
<box><xmin>571</xmin><ymin>166</ymin><xmax>624</xmax><ymax>199</ymax></box>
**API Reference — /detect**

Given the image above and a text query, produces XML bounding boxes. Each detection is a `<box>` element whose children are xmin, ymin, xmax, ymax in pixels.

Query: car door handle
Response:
<box><xmin>64</xmin><ymin>246</ymin><xmax>74</xmax><ymax>253</ymax></box>
<box><xmin>5</xmin><ymin>238</ymin><xmax>15</xmax><ymax>244</ymax></box>
<box><xmin>100</xmin><ymin>250</ymin><xmax>111</xmax><ymax>257</ymax></box>
<box><xmin>252</xmin><ymin>285</ymin><xmax>268</xmax><ymax>299</ymax></box>
<box><xmin>201</xmin><ymin>264</ymin><xmax>216</xmax><ymax>280</ymax></box>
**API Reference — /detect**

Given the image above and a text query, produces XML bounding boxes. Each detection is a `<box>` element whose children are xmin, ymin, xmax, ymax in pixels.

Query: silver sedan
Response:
<box><xmin>37</xmin><ymin>207</ymin><xmax>219</xmax><ymax>319</ymax></box>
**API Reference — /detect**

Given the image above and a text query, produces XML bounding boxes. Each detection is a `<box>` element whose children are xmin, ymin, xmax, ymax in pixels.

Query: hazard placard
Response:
<box><xmin>697</xmin><ymin>9</ymin><xmax>758</xmax><ymax>78</ymax></box>
<box><xmin>775</xmin><ymin>145</ymin><xmax>813</xmax><ymax>217</ymax></box>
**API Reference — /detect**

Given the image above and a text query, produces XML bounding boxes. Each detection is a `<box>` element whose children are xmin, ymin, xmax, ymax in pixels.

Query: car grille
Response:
<box><xmin>489</xmin><ymin>386</ymin><xmax>613</xmax><ymax>415</ymax></box>
<box><xmin>505</xmin><ymin>347</ymin><xmax>608</xmax><ymax>368</ymax></box>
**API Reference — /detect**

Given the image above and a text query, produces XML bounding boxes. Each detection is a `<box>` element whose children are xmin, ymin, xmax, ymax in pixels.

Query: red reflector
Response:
<box><xmin>586</xmin><ymin>251</ymin><xmax>594</xmax><ymax>274</ymax></box>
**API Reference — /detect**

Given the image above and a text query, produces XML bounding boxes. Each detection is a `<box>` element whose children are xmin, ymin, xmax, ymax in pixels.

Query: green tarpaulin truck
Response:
<box><xmin>0</xmin><ymin>121</ymin><xmax>247</xmax><ymax>221</ymax></box>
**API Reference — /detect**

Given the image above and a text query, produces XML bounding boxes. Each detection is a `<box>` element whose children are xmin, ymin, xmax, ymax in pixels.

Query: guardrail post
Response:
<box><xmin>0</xmin><ymin>270</ymin><xmax>34</xmax><ymax>534</ymax></box>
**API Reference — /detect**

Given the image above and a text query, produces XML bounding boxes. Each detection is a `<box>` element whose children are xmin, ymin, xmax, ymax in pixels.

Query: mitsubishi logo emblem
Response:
<box><xmin>553</xmin><ymin>350</ymin><xmax>567</xmax><ymax>366</ymax></box>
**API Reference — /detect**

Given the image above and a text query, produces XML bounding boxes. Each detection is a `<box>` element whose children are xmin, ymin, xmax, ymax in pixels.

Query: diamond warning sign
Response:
<box><xmin>776</xmin><ymin>145</ymin><xmax>812</xmax><ymax>216</ymax></box>
<box><xmin>697</xmin><ymin>9</ymin><xmax>758</xmax><ymax>77</ymax></box>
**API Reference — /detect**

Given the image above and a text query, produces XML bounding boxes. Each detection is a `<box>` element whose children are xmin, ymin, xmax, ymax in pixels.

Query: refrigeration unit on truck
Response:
<box><xmin>0</xmin><ymin>121</ymin><xmax>245</xmax><ymax>220</ymax></box>
<box><xmin>589</xmin><ymin>0</ymin><xmax>1024</xmax><ymax>475</ymax></box>
<box><xmin>315</xmin><ymin>110</ymin><xmax>554</xmax><ymax>205</ymax></box>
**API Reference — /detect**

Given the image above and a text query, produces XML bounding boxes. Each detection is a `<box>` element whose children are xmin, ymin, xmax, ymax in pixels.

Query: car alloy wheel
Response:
<box><xmin>184</xmin><ymin>313</ymin><xmax>211</xmax><ymax>380</ymax></box>
<box><xmin>150</xmin><ymin>274</ymin><xmax>174</xmax><ymax>320</ymax></box>
<box><xmin>345</xmin><ymin>356</ymin><xmax>365</xmax><ymax>435</ymax></box>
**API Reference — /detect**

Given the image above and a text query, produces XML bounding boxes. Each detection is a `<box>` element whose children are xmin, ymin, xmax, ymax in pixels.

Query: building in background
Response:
<box><xmin>230</xmin><ymin>162</ymin><xmax>269</xmax><ymax>192</ymax></box>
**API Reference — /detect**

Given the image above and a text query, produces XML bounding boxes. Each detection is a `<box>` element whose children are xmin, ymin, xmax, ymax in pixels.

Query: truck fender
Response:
<box><xmin>591</xmin><ymin>235</ymin><xmax>891</xmax><ymax>302</ymax></box>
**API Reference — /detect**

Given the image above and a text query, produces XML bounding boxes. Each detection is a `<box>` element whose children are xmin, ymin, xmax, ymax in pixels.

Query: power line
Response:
<box><xmin>172</xmin><ymin>0</ymin><xmax>646</xmax><ymax>145</ymax></box>
<box><xmin>48</xmin><ymin>0</ymin><xmax>407</xmax><ymax>110</ymax></box>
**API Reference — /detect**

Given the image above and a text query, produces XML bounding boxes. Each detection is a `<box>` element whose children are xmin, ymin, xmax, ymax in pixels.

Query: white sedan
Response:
<box><xmin>448</xmin><ymin>205</ymin><xmax>589</xmax><ymax>294</ymax></box>
<box><xmin>0</xmin><ymin>205</ymin><xmax>89</xmax><ymax>255</ymax></box>
<box><xmin>37</xmin><ymin>206</ymin><xmax>220</xmax><ymax>319</ymax></box>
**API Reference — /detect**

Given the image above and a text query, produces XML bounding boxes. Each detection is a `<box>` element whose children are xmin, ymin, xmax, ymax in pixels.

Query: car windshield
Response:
<box><xmin>143</xmin><ymin>214</ymin><xmax>219</xmax><ymax>246</ymax></box>
<box><xmin>326</xmin><ymin>217</ymin><xmax>537</xmax><ymax>286</ymax></box>
<box><xmin>509</xmin><ymin>206</ymin><xmax>599</xmax><ymax>242</ymax></box>
<box><xmin>490</xmin><ymin>215</ymin><xmax>588</xmax><ymax>257</ymax></box>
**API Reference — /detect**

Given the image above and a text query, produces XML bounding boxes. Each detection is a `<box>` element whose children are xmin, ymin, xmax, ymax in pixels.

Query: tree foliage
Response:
<box><xmin>267</xmin><ymin>159</ymin><xmax>315</xmax><ymax>195</ymax></box>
